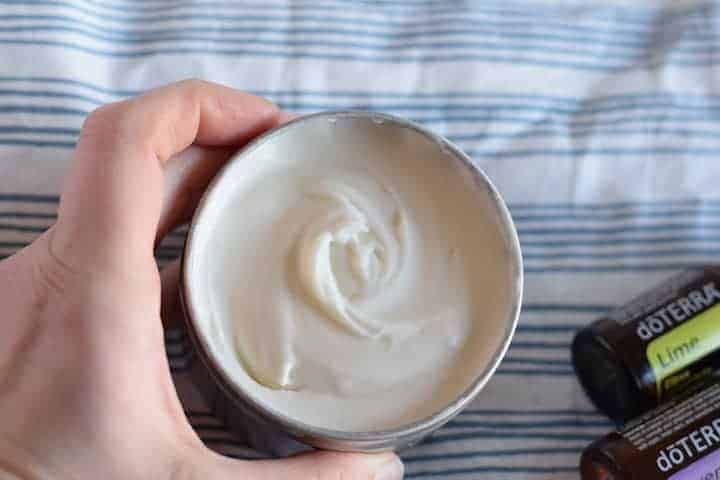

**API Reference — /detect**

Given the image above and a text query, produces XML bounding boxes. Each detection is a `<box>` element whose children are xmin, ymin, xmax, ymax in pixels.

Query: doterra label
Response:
<box><xmin>668</xmin><ymin>449</ymin><xmax>720</xmax><ymax>480</ymax></box>
<box><xmin>572</xmin><ymin>267</ymin><xmax>720</xmax><ymax>423</ymax></box>
<box><xmin>580</xmin><ymin>383</ymin><xmax>720</xmax><ymax>480</ymax></box>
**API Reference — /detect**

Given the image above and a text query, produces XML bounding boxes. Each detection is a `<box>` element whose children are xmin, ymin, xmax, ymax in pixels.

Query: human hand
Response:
<box><xmin>0</xmin><ymin>80</ymin><xmax>404</xmax><ymax>480</ymax></box>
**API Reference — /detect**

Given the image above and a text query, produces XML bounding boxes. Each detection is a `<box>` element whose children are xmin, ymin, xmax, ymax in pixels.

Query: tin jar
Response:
<box><xmin>179</xmin><ymin>111</ymin><xmax>523</xmax><ymax>455</ymax></box>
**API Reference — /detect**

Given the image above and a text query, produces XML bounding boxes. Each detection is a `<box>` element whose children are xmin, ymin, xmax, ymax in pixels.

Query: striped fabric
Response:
<box><xmin>1</xmin><ymin>0</ymin><xmax>718</xmax><ymax>477</ymax></box>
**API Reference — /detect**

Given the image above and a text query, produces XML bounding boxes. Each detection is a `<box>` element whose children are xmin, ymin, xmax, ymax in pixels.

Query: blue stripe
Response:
<box><xmin>0</xmin><ymin>212</ymin><xmax>57</xmax><ymax>219</ymax></box>
<box><xmin>69</xmin><ymin>0</ymin><xmax>484</xmax><ymax>14</ymax></box>
<box><xmin>0</xmin><ymin>89</ymin><xmax>103</xmax><ymax>105</ymax></box>
<box><xmin>6</xmin><ymin>120</ymin><xmax>720</xmax><ymax>147</ymax></box>
<box><xmin>0</xmin><ymin>223</ymin><xmax>47</xmax><ymax>233</ymax></box>
<box><xmin>11</xmin><ymin>104</ymin><xmax>720</xmax><ymax>131</ymax></box>
<box><xmin>423</xmin><ymin>114</ymin><xmax>720</xmax><ymax>126</ymax></box>
<box><xmin>497</xmin><ymin>369</ymin><xmax>574</xmax><ymax>376</ymax></box>
<box><xmin>73</xmin><ymin>0</ymin><xmax>707</xmax><ymax>23</ymax></box>
<box><xmin>11</xmin><ymin>89</ymin><xmax>720</xmax><ymax>117</ymax></box>
<box><xmin>7</xmin><ymin>76</ymin><xmax>720</xmax><ymax>105</ymax></box>
<box><xmin>0</xmin><ymin>23</ymin><xmax>652</xmax><ymax>57</ymax></box>
<box><xmin>0</xmin><ymin>193</ymin><xmax>59</xmax><ymax>202</ymax></box>
<box><xmin>516</xmin><ymin>325</ymin><xmax>581</xmax><ymax>333</ymax></box>
<box><xmin>0</xmin><ymin>105</ymin><xmax>87</xmax><ymax>116</ymax></box>
<box><xmin>445</xmin><ymin>419</ymin><xmax>609</xmax><ymax>429</ymax></box>
<box><xmin>0</xmin><ymin>125</ymin><xmax>81</xmax><ymax>135</ymax></box>
<box><xmin>0</xmin><ymin>39</ymin><xmax>650</xmax><ymax>70</ymax></box>
<box><xmin>10</xmin><ymin>98</ymin><xmax>720</xmax><ymax>128</ymax></box>
<box><xmin>406</xmin><ymin>466</ymin><xmax>577</xmax><ymax>478</ymax></box>
<box><xmin>3</xmin><ymin>23</ymin><xmax>717</xmax><ymax>62</ymax></box>
<box><xmin>503</xmin><ymin>358</ymin><xmax>570</xmax><ymax>367</ymax></box>
<box><xmin>524</xmin><ymin>248</ymin><xmax>720</xmax><ymax>260</ymax></box>
<box><xmin>511</xmin><ymin>341</ymin><xmax>568</xmax><ymax>350</ymax></box>
<box><xmin>3</xmin><ymin>2</ymin><xmax>715</xmax><ymax>51</ymax></box>
<box><xmin>1</xmin><ymin>0</ymin><xmax>508</xmax><ymax>16</ymax></box>
<box><xmin>0</xmin><ymin>241</ymin><xmax>27</xmax><ymax>248</ymax></box>
<box><xmin>510</xmin><ymin>198</ymin><xmax>720</xmax><ymax>210</ymax></box>
<box><xmin>0</xmin><ymin>76</ymin><xmax>136</xmax><ymax>96</ymax></box>
<box><xmin>525</xmin><ymin>264</ymin><xmax>703</xmax><ymax>274</ymax></box>
<box><xmin>281</xmin><ymin>91</ymin><xmax>718</xmax><ymax>104</ymax></box>
<box><xmin>468</xmin><ymin>147</ymin><xmax>720</xmax><ymax>158</ymax></box>
<box><xmin>522</xmin><ymin>304</ymin><xmax>610</xmax><ymax>313</ymax></box>
<box><xmin>0</xmin><ymin>139</ymin><xmax>76</xmax><ymax>148</ymax></box>
<box><xmin>15</xmin><ymin>0</ymin><xmax>708</xmax><ymax>27</ymax></box>
<box><xmin>519</xmin><ymin>223</ymin><xmax>720</xmax><ymax>236</ymax></box>
<box><xmin>424</xmin><ymin>430</ymin><xmax>597</xmax><ymax>444</ymax></box>
<box><xmin>328</xmin><ymin>0</ymin><xmax>692</xmax><ymax>17</ymax></box>
<box><xmin>403</xmin><ymin>447</ymin><xmax>583</xmax><ymax>463</ymax></box>
<box><xmin>521</xmin><ymin>236</ymin><xmax>720</xmax><ymax>248</ymax></box>
<box><xmin>0</xmin><ymin>4</ymin><xmax>701</xmax><ymax>44</ymax></box>
<box><xmin>461</xmin><ymin>409</ymin><xmax>600</xmax><ymax>416</ymax></box>
<box><xmin>450</xmin><ymin>127</ymin><xmax>720</xmax><ymax>142</ymax></box>
<box><xmin>513</xmin><ymin>208</ymin><xmax>720</xmax><ymax>222</ymax></box>
<box><xmin>0</xmin><ymin>9</ymin><xmax>663</xmax><ymax>47</ymax></box>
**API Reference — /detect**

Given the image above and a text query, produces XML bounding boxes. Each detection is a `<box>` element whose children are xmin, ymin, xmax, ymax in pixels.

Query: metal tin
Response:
<box><xmin>179</xmin><ymin>111</ymin><xmax>523</xmax><ymax>455</ymax></box>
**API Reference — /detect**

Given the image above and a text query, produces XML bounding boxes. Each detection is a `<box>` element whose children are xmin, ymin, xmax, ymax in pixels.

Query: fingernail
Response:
<box><xmin>375</xmin><ymin>456</ymin><xmax>404</xmax><ymax>480</ymax></box>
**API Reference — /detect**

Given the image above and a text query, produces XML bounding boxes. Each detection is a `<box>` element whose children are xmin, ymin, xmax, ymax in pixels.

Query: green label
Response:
<box><xmin>647</xmin><ymin>304</ymin><xmax>720</xmax><ymax>397</ymax></box>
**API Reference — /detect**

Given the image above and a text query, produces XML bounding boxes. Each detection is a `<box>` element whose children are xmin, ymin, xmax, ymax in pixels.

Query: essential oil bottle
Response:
<box><xmin>573</xmin><ymin>267</ymin><xmax>720</xmax><ymax>424</ymax></box>
<box><xmin>581</xmin><ymin>382</ymin><xmax>720</xmax><ymax>479</ymax></box>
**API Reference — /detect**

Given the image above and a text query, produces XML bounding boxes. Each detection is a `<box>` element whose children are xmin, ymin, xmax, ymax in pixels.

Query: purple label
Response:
<box><xmin>669</xmin><ymin>448</ymin><xmax>720</xmax><ymax>480</ymax></box>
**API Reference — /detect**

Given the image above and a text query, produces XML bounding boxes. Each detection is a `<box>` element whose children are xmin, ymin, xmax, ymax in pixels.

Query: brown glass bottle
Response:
<box><xmin>581</xmin><ymin>382</ymin><xmax>720</xmax><ymax>480</ymax></box>
<box><xmin>572</xmin><ymin>266</ymin><xmax>720</xmax><ymax>424</ymax></box>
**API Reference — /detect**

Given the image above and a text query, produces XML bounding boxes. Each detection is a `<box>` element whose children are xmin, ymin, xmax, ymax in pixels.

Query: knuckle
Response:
<box><xmin>79</xmin><ymin>100</ymin><xmax>139</xmax><ymax>154</ymax></box>
<box><xmin>30</xmin><ymin>227</ymin><xmax>81</xmax><ymax>300</ymax></box>
<box><xmin>82</xmin><ymin>102</ymin><xmax>122</xmax><ymax>134</ymax></box>
<box><xmin>176</xmin><ymin>78</ymin><xmax>210</xmax><ymax>96</ymax></box>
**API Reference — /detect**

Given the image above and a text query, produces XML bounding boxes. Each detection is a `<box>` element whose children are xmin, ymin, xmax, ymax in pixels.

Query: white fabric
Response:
<box><xmin>1</xmin><ymin>0</ymin><xmax>718</xmax><ymax>477</ymax></box>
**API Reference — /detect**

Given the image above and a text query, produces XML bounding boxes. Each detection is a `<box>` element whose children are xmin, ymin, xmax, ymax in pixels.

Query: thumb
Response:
<box><xmin>201</xmin><ymin>449</ymin><xmax>404</xmax><ymax>480</ymax></box>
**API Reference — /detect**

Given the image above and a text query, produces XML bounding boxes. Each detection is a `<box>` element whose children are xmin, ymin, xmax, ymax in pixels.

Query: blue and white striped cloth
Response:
<box><xmin>1</xmin><ymin>0</ymin><xmax>719</xmax><ymax>477</ymax></box>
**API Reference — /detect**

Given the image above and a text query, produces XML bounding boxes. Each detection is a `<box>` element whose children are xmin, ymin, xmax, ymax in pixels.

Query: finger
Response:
<box><xmin>160</xmin><ymin>259</ymin><xmax>182</xmax><ymax>330</ymax></box>
<box><xmin>157</xmin><ymin>144</ymin><xmax>235</xmax><ymax>244</ymax></box>
<box><xmin>279</xmin><ymin>111</ymin><xmax>300</xmax><ymax>123</ymax></box>
<box><xmin>203</xmin><ymin>449</ymin><xmax>404</xmax><ymax>480</ymax></box>
<box><xmin>158</xmin><ymin>111</ymin><xmax>297</xmax><ymax>242</ymax></box>
<box><xmin>54</xmin><ymin>79</ymin><xmax>280</xmax><ymax>272</ymax></box>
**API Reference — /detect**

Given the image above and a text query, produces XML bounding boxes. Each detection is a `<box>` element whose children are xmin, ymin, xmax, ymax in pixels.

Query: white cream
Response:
<box><xmin>186</xmin><ymin>116</ymin><xmax>517</xmax><ymax>432</ymax></box>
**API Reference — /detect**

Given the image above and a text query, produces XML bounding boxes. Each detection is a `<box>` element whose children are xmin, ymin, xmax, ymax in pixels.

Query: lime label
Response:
<box><xmin>648</xmin><ymin>303</ymin><xmax>720</xmax><ymax>397</ymax></box>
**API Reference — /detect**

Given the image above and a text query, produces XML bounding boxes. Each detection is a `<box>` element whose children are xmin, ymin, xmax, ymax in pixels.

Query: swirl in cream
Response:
<box><xmin>296</xmin><ymin>179</ymin><xmax>406</xmax><ymax>340</ymax></box>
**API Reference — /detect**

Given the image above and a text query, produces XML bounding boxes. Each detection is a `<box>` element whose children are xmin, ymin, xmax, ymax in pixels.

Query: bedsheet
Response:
<box><xmin>1</xmin><ymin>1</ymin><xmax>718</xmax><ymax>477</ymax></box>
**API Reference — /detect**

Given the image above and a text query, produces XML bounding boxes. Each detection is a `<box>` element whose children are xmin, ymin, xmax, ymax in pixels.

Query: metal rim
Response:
<box><xmin>181</xmin><ymin>110</ymin><xmax>524</xmax><ymax>447</ymax></box>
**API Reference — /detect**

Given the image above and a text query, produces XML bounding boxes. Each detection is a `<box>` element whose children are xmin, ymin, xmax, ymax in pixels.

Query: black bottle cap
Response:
<box><xmin>572</xmin><ymin>326</ymin><xmax>643</xmax><ymax>424</ymax></box>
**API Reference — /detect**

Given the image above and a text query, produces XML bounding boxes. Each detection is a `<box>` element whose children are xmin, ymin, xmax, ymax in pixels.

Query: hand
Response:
<box><xmin>0</xmin><ymin>80</ymin><xmax>404</xmax><ymax>480</ymax></box>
